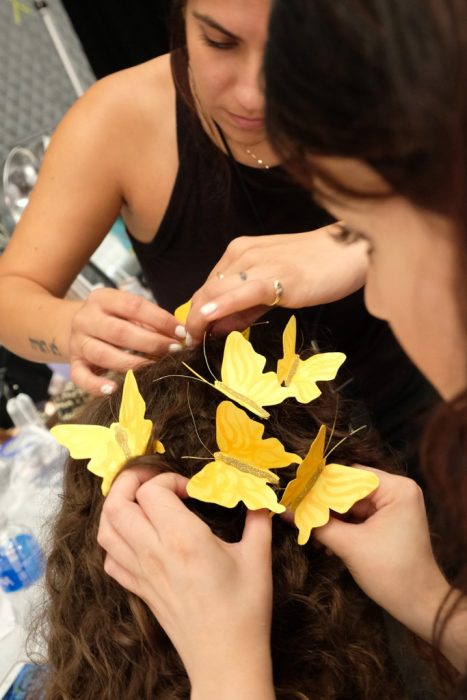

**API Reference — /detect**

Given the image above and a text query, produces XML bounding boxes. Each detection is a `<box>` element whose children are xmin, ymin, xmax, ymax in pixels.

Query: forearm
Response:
<box><xmin>386</xmin><ymin>569</ymin><xmax>467</xmax><ymax>672</ymax></box>
<box><xmin>0</xmin><ymin>276</ymin><xmax>83</xmax><ymax>363</ymax></box>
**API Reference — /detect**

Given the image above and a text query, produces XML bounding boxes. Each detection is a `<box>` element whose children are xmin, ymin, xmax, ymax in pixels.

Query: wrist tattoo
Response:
<box><xmin>29</xmin><ymin>337</ymin><xmax>62</xmax><ymax>357</ymax></box>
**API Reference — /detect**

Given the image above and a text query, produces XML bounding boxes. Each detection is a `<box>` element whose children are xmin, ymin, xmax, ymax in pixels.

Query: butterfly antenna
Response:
<box><xmin>186</xmin><ymin>384</ymin><xmax>213</xmax><ymax>457</ymax></box>
<box><xmin>325</xmin><ymin>393</ymin><xmax>340</xmax><ymax>454</ymax></box>
<box><xmin>325</xmin><ymin>423</ymin><xmax>367</xmax><ymax>460</ymax></box>
<box><xmin>203</xmin><ymin>331</ymin><xmax>217</xmax><ymax>380</ymax></box>
<box><xmin>152</xmin><ymin>374</ymin><xmax>206</xmax><ymax>385</ymax></box>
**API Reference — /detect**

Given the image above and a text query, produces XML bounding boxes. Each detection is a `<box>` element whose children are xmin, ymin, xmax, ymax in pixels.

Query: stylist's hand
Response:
<box><xmin>186</xmin><ymin>223</ymin><xmax>368</xmax><ymax>343</ymax></box>
<box><xmin>98</xmin><ymin>468</ymin><xmax>274</xmax><ymax>694</ymax></box>
<box><xmin>69</xmin><ymin>288</ymin><xmax>185</xmax><ymax>395</ymax></box>
<box><xmin>314</xmin><ymin>469</ymin><xmax>450</xmax><ymax>647</ymax></box>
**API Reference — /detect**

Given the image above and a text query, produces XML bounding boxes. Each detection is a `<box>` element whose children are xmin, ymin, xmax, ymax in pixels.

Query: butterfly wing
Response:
<box><xmin>50</xmin><ymin>424</ymin><xmax>111</xmax><ymax>460</ymax></box>
<box><xmin>216</xmin><ymin>401</ymin><xmax>300</xmax><ymax>471</ymax></box>
<box><xmin>50</xmin><ymin>424</ymin><xmax>124</xmax><ymax>496</ymax></box>
<box><xmin>277</xmin><ymin>315</ymin><xmax>298</xmax><ymax>385</ymax></box>
<box><xmin>312</xmin><ymin>463</ymin><xmax>380</xmax><ymax>515</ymax></box>
<box><xmin>219</xmin><ymin>331</ymin><xmax>291</xmax><ymax>415</ymax></box>
<box><xmin>281</xmin><ymin>425</ymin><xmax>326</xmax><ymax>509</ymax></box>
<box><xmin>289</xmin><ymin>352</ymin><xmax>346</xmax><ymax>403</ymax></box>
<box><xmin>187</xmin><ymin>459</ymin><xmax>285</xmax><ymax>513</ymax></box>
<box><xmin>174</xmin><ymin>299</ymin><xmax>192</xmax><ymax>325</ymax></box>
<box><xmin>118</xmin><ymin>370</ymin><xmax>153</xmax><ymax>454</ymax></box>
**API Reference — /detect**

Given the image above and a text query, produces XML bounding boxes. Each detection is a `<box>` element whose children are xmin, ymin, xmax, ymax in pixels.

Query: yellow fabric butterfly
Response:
<box><xmin>50</xmin><ymin>370</ymin><xmax>165</xmax><ymax>496</ymax></box>
<box><xmin>277</xmin><ymin>316</ymin><xmax>346</xmax><ymax>403</ymax></box>
<box><xmin>280</xmin><ymin>424</ymin><xmax>379</xmax><ymax>545</ymax></box>
<box><xmin>184</xmin><ymin>330</ymin><xmax>290</xmax><ymax>418</ymax></box>
<box><xmin>174</xmin><ymin>299</ymin><xmax>250</xmax><ymax>340</ymax></box>
<box><xmin>187</xmin><ymin>400</ymin><xmax>300</xmax><ymax>513</ymax></box>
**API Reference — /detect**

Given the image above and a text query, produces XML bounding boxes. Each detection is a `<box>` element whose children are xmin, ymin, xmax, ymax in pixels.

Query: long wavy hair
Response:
<box><xmin>265</xmin><ymin>1</ymin><xmax>467</xmax><ymax>694</ymax></box>
<box><xmin>35</xmin><ymin>338</ymin><xmax>438</xmax><ymax>700</ymax></box>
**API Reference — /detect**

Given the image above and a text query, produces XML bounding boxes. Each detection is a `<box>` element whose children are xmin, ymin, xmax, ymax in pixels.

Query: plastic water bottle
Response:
<box><xmin>0</xmin><ymin>514</ymin><xmax>44</xmax><ymax>594</ymax></box>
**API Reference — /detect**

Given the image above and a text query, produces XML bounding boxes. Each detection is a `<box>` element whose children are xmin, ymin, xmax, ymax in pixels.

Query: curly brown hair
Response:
<box><xmin>36</xmin><ymin>339</ymin><xmax>438</xmax><ymax>699</ymax></box>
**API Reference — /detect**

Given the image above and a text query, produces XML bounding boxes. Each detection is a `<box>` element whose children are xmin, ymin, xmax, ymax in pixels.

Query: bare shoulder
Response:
<box><xmin>69</xmin><ymin>54</ymin><xmax>175</xmax><ymax>148</ymax></box>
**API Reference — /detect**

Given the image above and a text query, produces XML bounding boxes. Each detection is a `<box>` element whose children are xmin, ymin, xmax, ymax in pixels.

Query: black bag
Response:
<box><xmin>0</xmin><ymin>346</ymin><xmax>52</xmax><ymax>428</ymax></box>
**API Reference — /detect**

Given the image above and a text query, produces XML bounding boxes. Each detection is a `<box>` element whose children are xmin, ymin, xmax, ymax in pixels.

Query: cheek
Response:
<box><xmin>187</xmin><ymin>45</ymin><xmax>233</xmax><ymax>104</ymax></box>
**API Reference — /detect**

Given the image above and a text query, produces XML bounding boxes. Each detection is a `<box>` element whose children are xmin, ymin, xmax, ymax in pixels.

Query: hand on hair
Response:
<box><xmin>313</xmin><ymin>468</ymin><xmax>457</xmax><ymax>661</ymax></box>
<box><xmin>69</xmin><ymin>288</ymin><xmax>184</xmax><ymax>395</ymax></box>
<box><xmin>98</xmin><ymin>467</ymin><xmax>275</xmax><ymax>696</ymax></box>
<box><xmin>186</xmin><ymin>224</ymin><xmax>368</xmax><ymax>343</ymax></box>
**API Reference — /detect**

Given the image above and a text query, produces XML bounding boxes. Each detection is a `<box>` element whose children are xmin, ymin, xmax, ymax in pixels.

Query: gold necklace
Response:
<box><xmin>244</xmin><ymin>147</ymin><xmax>270</xmax><ymax>169</ymax></box>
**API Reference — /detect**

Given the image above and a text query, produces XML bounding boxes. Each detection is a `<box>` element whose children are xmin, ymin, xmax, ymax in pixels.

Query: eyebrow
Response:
<box><xmin>192</xmin><ymin>11</ymin><xmax>240</xmax><ymax>40</ymax></box>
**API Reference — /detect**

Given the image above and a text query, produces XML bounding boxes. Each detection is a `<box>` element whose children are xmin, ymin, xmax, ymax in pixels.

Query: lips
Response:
<box><xmin>227</xmin><ymin>111</ymin><xmax>265</xmax><ymax>131</ymax></box>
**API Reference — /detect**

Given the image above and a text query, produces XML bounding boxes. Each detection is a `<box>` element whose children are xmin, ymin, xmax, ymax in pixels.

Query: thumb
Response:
<box><xmin>313</xmin><ymin>516</ymin><xmax>356</xmax><ymax>559</ymax></box>
<box><xmin>241</xmin><ymin>509</ymin><xmax>273</xmax><ymax>557</ymax></box>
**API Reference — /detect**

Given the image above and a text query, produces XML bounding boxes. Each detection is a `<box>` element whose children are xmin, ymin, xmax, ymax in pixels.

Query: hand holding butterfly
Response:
<box><xmin>69</xmin><ymin>288</ymin><xmax>184</xmax><ymax>395</ymax></box>
<box><xmin>313</xmin><ymin>468</ymin><xmax>467</xmax><ymax>671</ymax></box>
<box><xmin>98</xmin><ymin>467</ymin><xmax>276</xmax><ymax>700</ymax></box>
<box><xmin>186</xmin><ymin>223</ymin><xmax>369</xmax><ymax>342</ymax></box>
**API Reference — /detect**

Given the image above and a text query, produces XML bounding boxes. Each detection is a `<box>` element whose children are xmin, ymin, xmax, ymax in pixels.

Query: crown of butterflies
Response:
<box><xmin>51</xmin><ymin>315</ymin><xmax>379</xmax><ymax>545</ymax></box>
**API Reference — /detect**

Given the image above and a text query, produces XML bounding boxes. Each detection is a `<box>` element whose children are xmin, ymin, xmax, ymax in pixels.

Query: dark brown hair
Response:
<box><xmin>265</xmin><ymin>1</ymin><xmax>467</xmax><ymax>694</ymax></box>
<box><xmin>36</xmin><ymin>339</ymin><xmax>437</xmax><ymax>699</ymax></box>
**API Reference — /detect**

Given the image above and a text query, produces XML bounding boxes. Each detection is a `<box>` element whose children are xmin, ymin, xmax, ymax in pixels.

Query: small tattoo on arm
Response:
<box><xmin>29</xmin><ymin>337</ymin><xmax>63</xmax><ymax>357</ymax></box>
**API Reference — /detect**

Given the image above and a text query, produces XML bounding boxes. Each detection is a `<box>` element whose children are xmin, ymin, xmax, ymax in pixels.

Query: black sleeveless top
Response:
<box><xmin>128</xmin><ymin>96</ymin><xmax>437</xmax><ymax>452</ymax></box>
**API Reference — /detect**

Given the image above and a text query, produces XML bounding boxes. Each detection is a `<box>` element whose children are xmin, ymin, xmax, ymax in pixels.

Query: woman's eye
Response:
<box><xmin>201</xmin><ymin>34</ymin><xmax>237</xmax><ymax>50</ymax></box>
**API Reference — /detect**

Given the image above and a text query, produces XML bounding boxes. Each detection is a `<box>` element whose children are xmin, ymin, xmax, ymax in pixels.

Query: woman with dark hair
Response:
<box><xmin>0</xmin><ymin>0</ymin><xmax>434</xmax><ymax>467</ymax></box>
<box><xmin>42</xmin><ymin>340</ymin><xmax>432</xmax><ymax>700</ymax></box>
<box><xmin>98</xmin><ymin>0</ymin><xmax>467</xmax><ymax>698</ymax></box>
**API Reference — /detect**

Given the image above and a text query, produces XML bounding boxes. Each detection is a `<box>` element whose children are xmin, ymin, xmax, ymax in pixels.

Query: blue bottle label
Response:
<box><xmin>0</xmin><ymin>533</ymin><xmax>44</xmax><ymax>593</ymax></box>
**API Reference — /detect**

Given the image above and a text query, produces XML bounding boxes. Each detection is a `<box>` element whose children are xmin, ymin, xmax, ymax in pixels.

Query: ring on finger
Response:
<box><xmin>268</xmin><ymin>279</ymin><xmax>284</xmax><ymax>307</ymax></box>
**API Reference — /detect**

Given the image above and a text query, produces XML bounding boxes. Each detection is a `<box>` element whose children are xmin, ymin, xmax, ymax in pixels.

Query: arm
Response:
<box><xmin>314</xmin><ymin>469</ymin><xmax>467</xmax><ymax>673</ymax></box>
<box><xmin>98</xmin><ymin>469</ymin><xmax>275</xmax><ymax>698</ymax></box>
<box><xmin>0</xmin><ymin>71</ymin><xmax>181</xmax><ymax>394</ymax></box>
<box><xmin>186</xmin><ymin>224</ymin><xmax>369</xmax><ymax>342</ymax></box>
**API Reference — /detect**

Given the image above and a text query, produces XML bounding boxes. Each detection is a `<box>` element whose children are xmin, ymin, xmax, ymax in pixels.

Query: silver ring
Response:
<box><xmin>268</xmin><ymin>279</ymin><xmax>283</xmax><ymax>307</ymax></box>
<box><xmin>239</xmin><ymin>271</ymin><xmax>248</xmax><ymax>281</ymax></box>
<box><xmin>217</xmin><ymin>271</ymin><xmax>225</xmax><ymax>280</ymax></box>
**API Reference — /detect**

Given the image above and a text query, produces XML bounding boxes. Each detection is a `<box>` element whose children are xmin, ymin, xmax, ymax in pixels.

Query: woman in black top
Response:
<box><xmin>0</xmin><ymin>0</ymin><xmax>434</xmax><ymax>455</ymax></box>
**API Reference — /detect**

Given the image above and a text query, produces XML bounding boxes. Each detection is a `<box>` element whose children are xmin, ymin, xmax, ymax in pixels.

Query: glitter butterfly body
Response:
<box><xmin>277</xmin><ymin>316</ymin><xmax>346</xmax><ymax>403</ymax></box>
<box><xmin>51</xmin><ymin>370</ymin><xmax>164</xmax><ymax>496</ymax></box>
<box><xmin>184</xmin><ymin>330</ymin><xmax>291</xmax><ymax>418</ymax></box>
<box><xmin>187</xmin><ymin>400</ymin><xmax>300</xmax><ymax>512</ymax></box>
<box><xmin>281</xmin><ymin>425</ymin><xmax>379</xmax><ymax>544</ymax></box>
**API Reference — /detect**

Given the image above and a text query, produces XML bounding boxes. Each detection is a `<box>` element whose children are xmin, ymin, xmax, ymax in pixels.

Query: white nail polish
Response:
<box><xmin>185</xmin><ymin>332</ymin><xmax>193</xmax><ymax>347</ymax></box>
<box><xmin>101</xmin><ymin>384</ymin><xmax>115</xmax><ymax>395</ymax></box>
<box><xmin>169</xmin><ymin>343</ymin><xmax>182</xmax><ymax>353</ymax></box>
<box><xmin>175</xmin><ymin>325</ymin><xmax>186</xmax><ymax>339</ymax></box>
<box><xmin>201</xmin><ymin>302</ymin><xmax>217</xmax><ymax>316</ymax></box>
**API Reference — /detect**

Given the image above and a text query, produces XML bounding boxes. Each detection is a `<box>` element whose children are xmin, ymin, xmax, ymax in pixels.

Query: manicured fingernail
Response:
<box><xmin>175</xmin><ymin>325</ymin><xmax>186</xmax><ymax>339</ymax></box>
<box><xmin>185</xmin><ymin>332</ymin><xmax>193</xmax><ymax>347</ymax></box>
<box><xmin>201</xmin><ymin>302</ymin><xmax>217</xmax><ymax>316</ymax></box>
<box><xmin>101</xmin><ymin>384</ymin><xmax>115</xmax><ymax>395</ymax></box>
<box><xmin>169</xmin><ymin>343</ymin><xmax>182</xmax><ymax>353</ymax></box>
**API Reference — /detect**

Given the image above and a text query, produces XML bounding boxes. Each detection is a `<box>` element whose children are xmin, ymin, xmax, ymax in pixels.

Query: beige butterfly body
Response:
<box><xmin>184</xmin><ymin>330</ymin><xmax>291</xmax><ymax>418</ymax></box>
<box><xmin>187</xmin><ymin>401</ymin><xmax>300</xmax><ymax>512</ymax></box>
<box><xmin>281</xmin><ymin>424</ymin><xmax>379</xmax><ymax>544</ymax></box>
<box><xmin>277</xmin><ymin>316</ymin><xmax>346</xmax><ymax>403</ymax></box>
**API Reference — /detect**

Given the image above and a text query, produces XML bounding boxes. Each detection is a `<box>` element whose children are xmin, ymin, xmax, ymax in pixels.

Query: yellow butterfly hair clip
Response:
<box><xmin>187</xmin><ymin>400</ymin><xmax>301</xmax><ymax>513</ymax></box>
<box><xmin>280</xmin><ymin>424</ymin><xmax>379</xmax><ymax>545</ymax></box>
<box><xmin>277</xmin><ymin>316</ymin><xmax>346</xmax><ymax>403</ymax></box>
<box><xmin>51</xmin><ymin>370</ymin><xmax>165</xmax><ymax>496</ymax></box>
<box><xmin>183</xmin><ymin>330</ymin><xmax>291</xmax><ymax>419</ymax></box>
